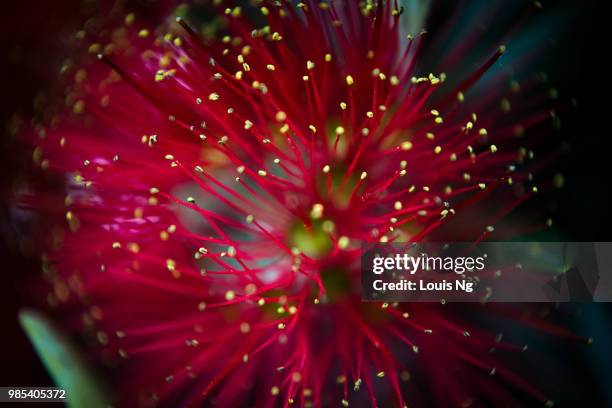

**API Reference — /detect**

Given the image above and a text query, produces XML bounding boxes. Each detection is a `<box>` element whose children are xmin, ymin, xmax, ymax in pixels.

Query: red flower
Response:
<box><xmin>25</xmin><ymin>1</ymin><xmax>582</xmax><ymax>407</ymax></box>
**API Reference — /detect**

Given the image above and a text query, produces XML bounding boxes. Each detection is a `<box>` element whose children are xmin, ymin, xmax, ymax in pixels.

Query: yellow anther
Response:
<box><xmin>310</xmin><ymin>203</ymin><xmax>324</xmax><ymax>219</ymax></box>
<box><xmin>338</xmin><ymin>236</ymin><xmax>350</xmax><ymax>249</ymax></box>
<box><xmin>275</xmin><ymin>111</ymin><xmax>287</xmax><ymax>122</ymax></box>
<box><xmin>401</xmin><ymin>141</ymin><xmax>413</xmax><ymax>151</ymax></box>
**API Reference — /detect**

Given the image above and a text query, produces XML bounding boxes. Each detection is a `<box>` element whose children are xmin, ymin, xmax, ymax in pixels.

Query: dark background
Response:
<box><xmin>0</xmin><ymin>0</ymin><xmax>176</xmax><ymax>390</ymax></box>
<box><xmin>1</xmin><ymin>0</ymin><xmax>610</xmax><ymax>406</ymax></box>
<box><xmin>0</xmin><ymin>0</ymin><xmax>84</xmax><ymax>388</ymax></box>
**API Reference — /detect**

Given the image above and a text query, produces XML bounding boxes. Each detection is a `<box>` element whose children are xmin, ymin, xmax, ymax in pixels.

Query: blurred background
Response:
<box><xmin>1</xmin><ymin>0</ymin><xmax>610</xmax><ymax>406</ymax></box>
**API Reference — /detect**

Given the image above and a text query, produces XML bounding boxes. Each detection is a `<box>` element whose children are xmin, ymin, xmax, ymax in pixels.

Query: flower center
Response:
<box><xmin>288</xmin><ymin>219</ymin><xmax>334</xmax><ymax>259</ymax></box>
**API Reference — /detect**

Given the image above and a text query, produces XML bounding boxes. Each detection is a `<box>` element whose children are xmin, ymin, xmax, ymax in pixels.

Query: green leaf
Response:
<box><xmin>19</xmin><ymin>309</ymin><xmax>112</xmax><ymax>408</ymax></box>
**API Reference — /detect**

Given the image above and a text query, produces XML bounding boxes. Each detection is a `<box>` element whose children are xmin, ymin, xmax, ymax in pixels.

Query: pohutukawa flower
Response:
<box><xmin>23</xmin><ymin>1</ymin><xmax>584</xmax><ymax>407</ymax></box>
